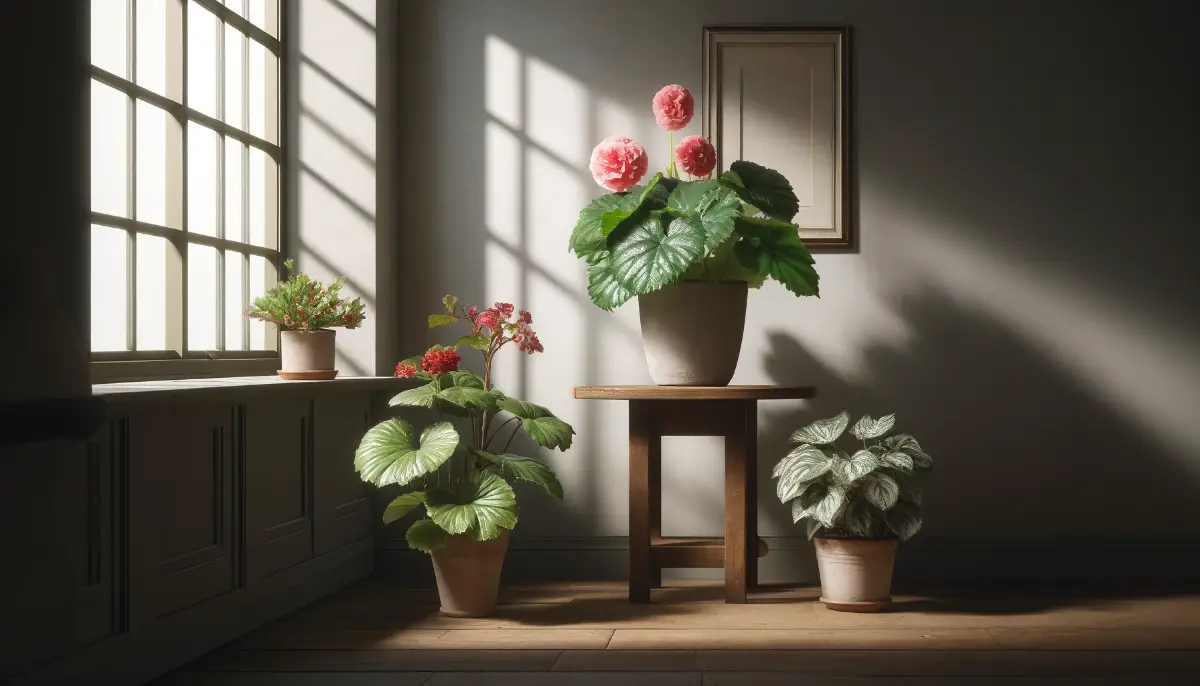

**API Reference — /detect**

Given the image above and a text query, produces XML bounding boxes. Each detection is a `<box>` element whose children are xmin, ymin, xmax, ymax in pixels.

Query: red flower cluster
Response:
<box><xmin>394</xmin><ymin>361</ymin><xmax>417</xmax><ymax>378</ymax></box>
<box><xmin>420</xmin><ymin>347</ymin><xmax>461</xmax><ymax>376</ymax></box>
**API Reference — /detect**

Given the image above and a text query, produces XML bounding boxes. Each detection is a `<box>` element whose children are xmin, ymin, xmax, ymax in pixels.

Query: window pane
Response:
<box><xmin>91</xmin><ymin>226</ymin><xmax>129</xmax><ymax>352</ymax></box>
<box><xmin>187</xmin><ymin>243</ymin><xmax>218</xmax><ymax>351</ymax></box>
<box><xmin>91</xmin><ymin>80</ymin><xmax>129</xmax><ymax>217</ymax></box>
<box><xmin>248</xmin><ymin>40</ymin><xmax>278</xmax><ymax>143</ymax></box>
<box><xmin>224</xmin><ymin>0</ymin><xmax>246</xmax><ymax>18</ymax></box>
<box><xmin>187</xmin><ymin>123</ymin><xmax>219</xmax><ymax>236</ymax></box>
<box><xmin>91</xmin><ymin>0</ymin><xmax>128</xmax><ymax>77</ymax></box>
<box><xmin>225</xmin><ymin>252</ymin><xmax>246</xmax><ymax>350</ymax></box>
<box><xmin>137</xmin><ymin>0</ymin><xmax>182</xmax><ymax>100</ymax></box>
<box><xmin>187</xmin><ymin>1</ymin><xmax>219</xmax><ymax>118</ymax></box>
<box><xmin>247</xmin><ymin>0</ymin><xmax>278</xmax><ymax>38</ymax></box>
<box><xmin>249</xmin><ymin>255</ymin><xmax>277</xmax><ymax>350</ymax></box>
<box><xmin>248</xmin><ymin>146</ymin><xmax>277</xmax><ymax>247</ymax></box>
<box><xmin>225</xmin><ymin>138</ymin><xmax>245</xmax><ymax>241</ymax></box>
<box><xmin>136</xmin><ymin>101</ymin><xmax>183</xmax><ymax>228</ymax></box>
<box><xmin>224</xmin><ymin>24</ymin><xmax>245</xmax><ymax>129</ymax></box>
<box><xmin>136</xmin><ymin>233</ymin><xmax>172</xmax><ymax>350</ymax></box>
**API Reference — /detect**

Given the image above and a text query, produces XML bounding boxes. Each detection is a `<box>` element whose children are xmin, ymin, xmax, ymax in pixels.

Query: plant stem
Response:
<box><xmin>501</xmin><ymin>422</ymin><xmax>522</xmax><ymax>454</ymax></box>
<box><xmin>668</xmin><ymin>130</ymin><xmax>676</xmax><ymax>178</ymax></box>
<box><xmin>484</xmin><ymin>416</ymin><xmax>520</xmax><ymax>450</ymax></box>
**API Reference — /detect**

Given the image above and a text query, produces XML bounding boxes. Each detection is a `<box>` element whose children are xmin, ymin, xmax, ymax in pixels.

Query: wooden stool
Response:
<box><xmin>574</xmin><ymin>385</ymin><xmax>817</xmax><ymax>603</ymax></box>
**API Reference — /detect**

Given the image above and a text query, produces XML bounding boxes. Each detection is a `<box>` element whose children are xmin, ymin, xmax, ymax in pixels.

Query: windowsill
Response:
<box><xmin>90</xmin><ymin>356</ymin><xmax>281</xmax><ymax>384</ymax></box>
<box><xmin>94</xmin><ymin>375</ymin><xmax>407</xmax><ymax>404</ymax></box>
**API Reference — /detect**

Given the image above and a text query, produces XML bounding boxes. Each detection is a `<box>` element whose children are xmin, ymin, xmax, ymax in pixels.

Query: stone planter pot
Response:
<box><xmin>813</xmin><ymin>536</ymin><xmax>898</xmax><ymax>612</ymax></box>
<box><xmin>279</xmin><ymin>329</ymin><xmax>338</xmax><ymax>380</ymax></box>
<box><xmin>637</xmin><ymin>281</ymin><xmax>748</xmax><ymax>386</ymax></box>
<box><xmin>431</xmin><ymin>530</ymin><xmax>509</xmax><ymax>617</ymax></box>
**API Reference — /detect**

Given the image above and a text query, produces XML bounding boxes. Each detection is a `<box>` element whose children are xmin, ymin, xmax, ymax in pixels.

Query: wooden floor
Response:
<box><xmin>156</xmin><ymin>580</ymin><xmax>1200</xmax><ymax>685</ymax></box>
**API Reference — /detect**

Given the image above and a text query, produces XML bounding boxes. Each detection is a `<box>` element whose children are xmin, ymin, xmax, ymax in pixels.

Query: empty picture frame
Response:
<box><xmin>704</xmin><ymin>26</ymin><xmax>854</xmax><ymax>251</ymax></box>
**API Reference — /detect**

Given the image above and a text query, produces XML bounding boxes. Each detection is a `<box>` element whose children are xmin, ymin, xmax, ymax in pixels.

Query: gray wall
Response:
<box><xmin>391</xmin><ymin>0</ymin><xmax>1200</xmax><ymax>559</ymax></box>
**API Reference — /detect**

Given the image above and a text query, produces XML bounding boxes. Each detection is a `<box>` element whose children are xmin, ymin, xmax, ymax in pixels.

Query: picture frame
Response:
<box><xmin>703</xmin><ymin>26</ymin><xmax>854</xmax><ymax>251</ymax></box>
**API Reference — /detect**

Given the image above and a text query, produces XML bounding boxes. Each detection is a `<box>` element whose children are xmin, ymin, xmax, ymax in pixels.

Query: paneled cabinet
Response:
<box><xmin>4</xmin><ymin>380</ymin><xmax>396</xmax><ymax>686</ymax></box>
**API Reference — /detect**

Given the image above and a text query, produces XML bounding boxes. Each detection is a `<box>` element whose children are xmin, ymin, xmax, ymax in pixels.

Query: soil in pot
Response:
<box><xmin>813</xmin><ymin>536</ymin><xmax>898</xmax><ymax>612</ymax></box>
<box><xmin>638</xmin><ymin>281</ymin><xmax>747</xmax><ymax>386</ymax></box>
<box><xmin>431</xmin><ymin>530</ymin><xmax>509</xmax><ymax>617</ymax></box>
<box><xmin>279</xmin><ymin>329</ymin><xmax>338</xmax><ymax>380</ymax></box>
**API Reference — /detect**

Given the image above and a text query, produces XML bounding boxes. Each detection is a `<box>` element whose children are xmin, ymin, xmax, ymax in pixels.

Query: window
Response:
<box><xmin>89</xmin><ymin>0</ymin><xmax>283</xmax><ymax>368</ymax></box>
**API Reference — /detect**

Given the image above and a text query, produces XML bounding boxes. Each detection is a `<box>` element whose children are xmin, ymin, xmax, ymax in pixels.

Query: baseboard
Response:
<box><xmin>377</xmin><ymin>535</ymin><xmax>1200</xmax><ymax>586</ymax></box>
<box><xmin>14</xmin><ymin>538</ymin><xmax>373</xmax><ymax>686</ymax></box>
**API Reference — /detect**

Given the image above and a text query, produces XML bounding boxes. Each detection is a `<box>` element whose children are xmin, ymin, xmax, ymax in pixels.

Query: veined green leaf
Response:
<box><xmin>812</xmin><ymin>483</ymin><xmax>847</xmax><ymax>527</ymax></box>
<box><xmin>667</xmin><ymin>181</ymin><xmax>741</xmax><ymax>252</ymax></box>
<box><xmin>496</xmin><ymin>396</ymin><xmax>576</xmax><ymax>451</ymax></box>
<box><xmin>445</xmin><ymin>370</ymin><xmax>484</xmax><ymax>388</ymax></box>
<box><xmin>428</xmin><ymin>313</ymin><xmax>457</xmax><ymax>328</ymax></box>
<box><xmin>862</xmin><ymin>472</ymin><xmax>900</xmax><ymax>510</ymax></box>
<box><xmin>437</xmin><ymin>386</ymin><xmax>494</xmax><ymax>412</ymax></box>
<box><xmin>454</xmin><ymin>333</ymin><xmax>492</xmax><ymax>351</ymax></box>
<box><xmin>723</xmin><ymin>160</ymin><xmax>799</xmax><ymax>221</ymax></box>
<box><xmin>382</xmin><ymin>491</ymin><xmax>426</xmax><ymax>525</ymax></box>
<box><xmin>426</xmin><ymin>472</ymin><xmax>518</xmax><ymax>541</ymax></box>
<box><xmin>354</xmin><ymin>420</ymin><xmax>459</xmax><ymax>488</ymax></box>
<box><xmin>586</xmin><ymin>251</ymin><xmax>636</xmax><ymax>311</ymax></box>
<box><xmin>844</xmin><ymin>497</ymin><xmax>877</xmax><ymax>538</ymax></box>
<box><xmin>474</xmin><ymin>449</ymin><xmax>563</xmax><ymax>500</ymax></box>
<box><xmin>885</xmin><ymin>434</ymin><xmax>933</xmax><ymax>470</ymax></box>
<box><xmin>691</xmin><ymin>236</ymin><xmax>767</xmax><ymax>286</ymax></box>
<box><xmin>600</xmin><ymin>173</ymin><xmax>666</xmax><ymax>237</ymax></box>
<box><xmin>882</xmin><ymin>451</ymin><xmax>914</xmax><ymax>471</ymax></box>
<box><xmin>891</xmin><ymin>469</ymin><xmax>923</xmax><ymax>505</ymax></box>
<box><xmin>609</xmin><ymin>212</ymin><xmax>706</xmax><ymax>296</ymax></box>
<box><xmin>798</xmin><ymin>480</ymin><xmax>829</xmax><ymax>510</ymax></box>
<box><xmin>805</xmin><ymin>518</ymin><xmax>824</xmax><ymax>540</ymax></box>
<box><xmin>774</xmin><ymin>445</ymin><xmax>833</xmax><ymax>500</ymax></box>
<box><xmin>791</xmin><ymin>498</ymin><xmax>812</xmax><ymax>524</ymax></box>
<box><xmin>570</xmin><ymin>194</ymin><xmax>624</xmax><ymax>258</ymax></box>
<box><xmin>833</xmin><ymin>449</ymin><xmax>880</xmax><ymax>484</ymax></box>
<box><xmin>734</xmin><ymin>216</ymin><xmax>819</xmax><ymax>297</ymax></box>
<box><xmin>405</xmin><ymin>518</ymin><xmax>449</xmax><ymax>553</ymax></box>
<box><xmin>884</xmin><ymin>500</ymin><xmax>923</xmax><ymax>541</ymax></box>
<box><xmin>389</xmin><ymin>380</ymin><xmax>439</xmax><ymax>408</ymax></box>
<box><xmin>790</xmin><ymin>411</ymin><xmax>850</xmax><ymax>445</ymax></box>
<box><xmin>777</xmin><ymin>471</ymin><xmax>824</xmax><ymax>504</ymax></box>
<box><xmin>851</xmin><ymin>413</ymin><xmax>896</xmax><ymax>440</ymax></box>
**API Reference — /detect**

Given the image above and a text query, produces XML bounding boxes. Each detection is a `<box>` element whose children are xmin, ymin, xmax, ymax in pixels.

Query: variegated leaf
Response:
<box><xmin>884</xmin><ymin>500</ymin><xmax>923</xmax><ymax>541</ymax></box>
<box><xmin>777</xmin><ymin>474</ymin><xmax>823</xmax><ymax>505</ymax></box>
<box><xmin>382</xmin><ymin>491</ymin><xmax>426</xmax><ymax>525</ymax></box>
<box><xmin>892</xmin><ymin>469</ymin><xmax>923</xmax><ymax>505</ymax></box>
<box><xmin>882</xmin><ymin>450</ymin><xmax>914</xmax><ymax>471</ymax></box>
<box><xmin>798</xmin><ymin>481</ymin><xmax>828</xmax><ymax>510</ymax></box>
<box><xmin>789</xmin><ymin>411</ymin><xmax>849</xmax><ymax>445</ymax></box>
<box><xmin>812</xmin><ymin>483</ymin><xmax>847</xmax><ymax>527</ymax></box>
<box><xmin>790</xmin><ymin>498</ymin><xmax>812</xmax><ymax>524</ymax></box>
<box><xmin>844</xmin><ymin>497</ymin><xmax>877</xmax><ymax>538</ymax></box>
<box><xmin>805</xmin><ymin>518</ymin><xmax>824</xmax><ymax>540</ymax></box>
<box><xmin>833</xmin><ymin>449</ymin><xmax>880</xmax><ymax>484</ymax></box>
<box><xmin>774</xmin><ymin>446</ymin><xmax>832</xmax><ymax>500</ymax></box>
<box><xmin>862</xmin><ymin>473</ymin><xmax>900</xmax><ymax>510</ymax></box>
<box><xmin>772</xmin><ymin>444</ymin><xmax>812</xmax><ymax>478</ymax></box>
<box><xmin>851</xmin><ymin>413</ymin><xmax>896</xmax><ymax>440</ymax></box>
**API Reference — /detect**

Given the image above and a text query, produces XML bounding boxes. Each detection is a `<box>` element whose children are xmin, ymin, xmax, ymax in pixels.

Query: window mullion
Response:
<box><xmin>180</xmin><ymin>0</ymin><xmax>191</xmax><ymax>356</ymax></box>
<box><xmin>215</xmin><ymin>9</ymin><xmax>226</xmax><ymax>352</ymax></box>
<box><xmin>241</xmin><ymin>11</ymin><xmax>251</xmax><ymax>351</ymax></box>
<box><xmin>126</xmin><ymin>0</ymin><xmax>138</xmax><ymax>352</ymax></box>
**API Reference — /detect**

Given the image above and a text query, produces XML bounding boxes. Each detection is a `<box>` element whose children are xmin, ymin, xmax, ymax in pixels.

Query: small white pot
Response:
<box><xmin>637</xmin><ymin>281</ymin><xmax>748</xmax><ymax>386</ymax></box>
<box><xmin>813</xmin><ymin>536</ymin><xmax>898</xmax><ymax>612</ymax></box>
<box><xmin>280</xmin><ymin>329</ymin><xmax>336</xmax><ymax>375</ymax></box>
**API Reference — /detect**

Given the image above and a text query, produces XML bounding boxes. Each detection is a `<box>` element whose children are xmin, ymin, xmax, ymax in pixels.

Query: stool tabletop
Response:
<box><xmin>573</xmin><ymin>385</ymin><xmax>816</xmax><ymax>401</ymax></box>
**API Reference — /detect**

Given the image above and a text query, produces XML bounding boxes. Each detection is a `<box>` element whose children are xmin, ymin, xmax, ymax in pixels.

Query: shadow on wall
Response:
<box><xmin>755</xmin><ymin>285</ymin><xmax>1200</xmax><ymax>547</ymax></box>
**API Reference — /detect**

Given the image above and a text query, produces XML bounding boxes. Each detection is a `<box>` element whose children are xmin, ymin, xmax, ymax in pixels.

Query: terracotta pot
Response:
<box><xmin>637</xmin><ymin>281</ymin><xmax>747</xmax><ymax>386</ymax></box>
<box><xmin>813</xmin><ymin>536</ymin><xmax>898</xmax><ymax>612</ymax></box>
<box><xmin>431</xmin><ymin>530</ymin><xmax>509</xmax><ymax>617</ymax></box>
<box><xmin>279</xmin><ymin>329</ymin><xmax>337</xmax><ymax>379</ymax></box>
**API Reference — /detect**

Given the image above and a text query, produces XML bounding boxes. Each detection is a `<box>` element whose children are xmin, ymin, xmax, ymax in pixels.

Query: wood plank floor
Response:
<box><xmin>155</xmin><ymin>580</ymin><xmax>1200</xmax><ymax>685</ymax></box>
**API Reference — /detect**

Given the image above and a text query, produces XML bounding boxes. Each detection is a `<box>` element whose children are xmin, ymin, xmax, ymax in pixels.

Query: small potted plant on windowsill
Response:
<box><xmin>246</xmin><ymin>258</ymin><xmax>366</xmax><ymax>380</ymax></box>
<box><xmin>773</xmin><ymin>411</ymin><xmax>932</xmax><ymax>612</ymax></box>
<box><xmin>355</xmin><ymin>296</ymin><xmax>574</xmax><ymax>617</ymax></box>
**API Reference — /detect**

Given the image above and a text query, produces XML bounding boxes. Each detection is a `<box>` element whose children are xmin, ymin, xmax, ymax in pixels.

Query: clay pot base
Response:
<box><xmin>439</xmin><ymin>607</ymin><xmax>489</xmax><ymax>618</ymax></box>
<box><xmin>820</xmin><ymin>596</ymin><xmax>892</xmax><ymax>613</ymax></box>
<box><xmin>278</xmin><ymin>369</ymin><xmax>338</xmax><ymax>381</ymax></box>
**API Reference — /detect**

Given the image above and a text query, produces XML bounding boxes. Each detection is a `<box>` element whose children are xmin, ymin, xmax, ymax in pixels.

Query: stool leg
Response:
<box><xmin>629</xmin><ymin>400</ymin><xmax>652</xmax><ymax>603</ymax></box>
<box><xmin>648</xmin><ymin>415</ymin><xmax>662</xmax><ymax>589</ymax></box>
<box><xmin>724</xmin><ymin>403</ymin><xmax>750</xmax><ymax>604</ymax></box>
<box><xmin>744</xmin><ymin>400</ymin><xmax>759</xmax><ymax>590</ymax></box>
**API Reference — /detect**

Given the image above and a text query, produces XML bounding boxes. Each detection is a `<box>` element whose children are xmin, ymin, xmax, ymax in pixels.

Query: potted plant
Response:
<box><xmin>772</xmin><ymin>411</ymin><xmax>932</xmax><ymax>612</ymax></box>
<box><xmin>568</xmin><ymin>84</ymin><xmax>820</xmax><ymax>386</ymax></box>
<box><xmin>246</xmin><ymin>259</ymin><xmax>366</xmax><ymax>380</ymax></box>
<box><xmin>354</xmin><ymin>296</ymin><xmax>574</xmax><ymax>617</ymax></box>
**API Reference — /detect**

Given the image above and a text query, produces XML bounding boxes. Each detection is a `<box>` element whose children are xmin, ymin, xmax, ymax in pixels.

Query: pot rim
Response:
<box><xmin>280</xmin><ymin>328</ymin><xmax>337</xmax><ymax>335</ymax></box>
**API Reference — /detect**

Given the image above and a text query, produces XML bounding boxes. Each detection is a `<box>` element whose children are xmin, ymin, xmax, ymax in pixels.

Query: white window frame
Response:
<box><xmin>89</xmin><ymin>0</ymin><xmax>286</xmax><ymax>383</ymax></box>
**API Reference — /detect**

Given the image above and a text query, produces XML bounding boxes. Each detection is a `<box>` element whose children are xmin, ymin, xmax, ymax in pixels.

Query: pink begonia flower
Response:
<box><xmin>652</xmin><ymin>84</ymin><xmax>694</xmax><ymax>131</ymax></box>
<box><xmin>675</xmin><ymin>135</ymin><xmax>716</xmax><ymax>178</ymax></box>
<box><xmin>589</xmin><ymin>136</ymin><xmax>648</xmax><ymax>192</ymax></box>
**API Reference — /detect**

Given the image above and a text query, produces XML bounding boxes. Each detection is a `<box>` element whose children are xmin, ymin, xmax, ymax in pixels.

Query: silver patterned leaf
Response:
<box><xmin>805</xmin><ymin>518</ymin><xmax>824</xmax><ymax>540</ymax></box>
<box><xmin>833</xmin><ymin>449</ymin><xmax>880</xmax><ymax>484</ymax></box>
<box><xmin>812</xmin><ymin>483</ymin><xmax>847</xmax><ymax>528</ymax></box>
<box><xmin>882</xmin><ymin>450</ymin><xmax>914</xmax><ymax>471</ymax></box>
<box><xmin>884</xmin><ymin>500</ymin><xmax>923</xmax><ymax>541</ymax></box>
<box><xmin>789</xmin><ymin>411</ymin><xmax>850</xmax><ymax>445</ymax></box>
<box><xmin>851</xmin><ymin>413</ymin><xmax>896</xmax><ymax>440</ymax></box>
<box><xmin>774</xmin><ymin>446</ymin><xmax>833</xmax><ymax>501</ymax></box>
<box><xmin>777</xmin><ymin>473</ymin><xmax>823</xmax><ymax>505</ymax></box>
<box><xmin>791</xmin><ymin>498</ymin><xmax>812</xmax><ymax>524</ymax></box>
<box><xmin>844</xmin><ymin>497</ymin><xmax>877</xmax><ymax>537</ymax></box>
<box><xmin>862</xmin><ymin>472</ymin><xmax>900</xmax><ymax>510</ymax></box>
